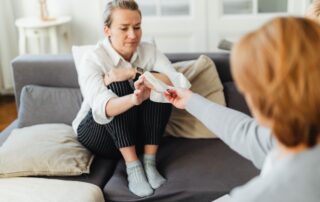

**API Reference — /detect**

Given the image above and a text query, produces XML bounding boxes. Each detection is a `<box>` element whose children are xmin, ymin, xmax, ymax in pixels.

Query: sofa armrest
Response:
<box><xmin>11</xmin><ymin>54</ymin><xmax>78</xmax><ymax>109</ymax></box>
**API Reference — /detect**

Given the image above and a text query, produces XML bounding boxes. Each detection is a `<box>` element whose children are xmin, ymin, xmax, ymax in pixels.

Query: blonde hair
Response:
<box><xmin>231</xmin><ymin>17</ymin><xmax>320</xmax><ymax>148</ymax></box>
<box><xmin>103</xmin><ymin>0</ymin><xmax>141</xmax><ymax>27</ymax></box>
<box><xmin>305</xmin><ymin>0</ymin><xmax>320</xmax><ymax>24</ymax></box>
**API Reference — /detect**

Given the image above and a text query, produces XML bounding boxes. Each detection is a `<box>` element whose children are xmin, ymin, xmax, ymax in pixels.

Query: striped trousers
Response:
<box><xmin>77</xmin><ymin>81</ymin><xmax>172</xmax><ymax>159</ymax></box>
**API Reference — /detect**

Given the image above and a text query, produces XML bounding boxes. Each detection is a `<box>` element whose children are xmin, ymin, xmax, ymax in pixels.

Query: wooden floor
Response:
<box><xmin>0</xmin><ymin>96</ymin><xmax>17</xmax><ymax>132</ymax></box>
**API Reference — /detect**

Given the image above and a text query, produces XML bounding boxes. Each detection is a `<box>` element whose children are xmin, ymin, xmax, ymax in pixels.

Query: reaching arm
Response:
<box><xmin>186</xmin><ymin>93</ymin><xmax>275</xmax><ymax>169</ymax></box>
<box><xmin>164</xmin><ymin>88</ymin><xmax>275</xmax><ymax>169</ymax></box>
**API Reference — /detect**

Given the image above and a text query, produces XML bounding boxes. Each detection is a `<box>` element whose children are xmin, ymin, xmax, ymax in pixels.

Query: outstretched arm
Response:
<box><xmin>165</xmin><ymin>89</ymin><xmax>275</xmax><ymax>169</ymax></box>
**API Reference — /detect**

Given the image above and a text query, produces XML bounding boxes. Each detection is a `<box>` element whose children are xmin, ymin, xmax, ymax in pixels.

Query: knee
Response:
<box><xmin>107</xmin><ymin>81</ymin><xmax>133</xmax><ymax>97</ymax></box>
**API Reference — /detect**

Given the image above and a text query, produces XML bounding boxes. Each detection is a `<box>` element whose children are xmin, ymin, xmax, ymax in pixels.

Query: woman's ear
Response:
<box><xmin>103</xmin><ymin>26</ymin><xmax>111</xmax><ymax>38</ymax></box>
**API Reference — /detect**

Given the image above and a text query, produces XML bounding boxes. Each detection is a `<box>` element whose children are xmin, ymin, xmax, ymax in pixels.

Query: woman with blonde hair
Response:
<box><xmin>164</xmin><ymin>17</ymin><xmax>320</xmax><ymax>201</ymax></box>
<box><xmin>73</xmin><ymin>0</ymin><xmax>190</xmax><ymax>197</ymax></box>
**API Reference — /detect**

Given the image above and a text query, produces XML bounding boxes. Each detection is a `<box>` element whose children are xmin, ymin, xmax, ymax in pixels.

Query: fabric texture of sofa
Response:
<box><xmin>0</xmin><ymin>52</ymin><xmax>259</xmax><ymax>202</ymax></box>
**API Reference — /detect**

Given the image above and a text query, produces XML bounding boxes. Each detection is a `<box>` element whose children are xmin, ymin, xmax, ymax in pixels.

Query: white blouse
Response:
<box><xmin>72</xmin><ymin>39</ymin><xmax>191</xmax><ymax>133</ymax></box>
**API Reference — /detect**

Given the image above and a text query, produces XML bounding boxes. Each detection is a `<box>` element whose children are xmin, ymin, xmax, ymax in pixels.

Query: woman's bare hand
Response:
<box><xmin>163</xmin><ymin>88</ymin><xmax>192</xmax><ymax>109</ymax></box>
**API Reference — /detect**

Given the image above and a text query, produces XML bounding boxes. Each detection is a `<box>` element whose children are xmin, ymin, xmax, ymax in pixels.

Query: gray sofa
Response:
<box><xmin>1</xmin><ymin>53</ymin><xmax>258</xmax><ymax>202</ymax></box>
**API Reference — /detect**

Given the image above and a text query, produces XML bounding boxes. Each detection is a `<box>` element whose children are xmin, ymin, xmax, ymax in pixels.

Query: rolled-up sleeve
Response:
<box><xmin>91</xmin><ymin>89</ymin><xmax>117</xmax><ymax>124</ymax></box>
<box><xmin>78</xmin><ymin>53</ymin><xmax>118</xmax><ymax>124</ymax></box>
<box><xmin>150</xmin><ymin>48</ymin><xmax>191</xmax><ymax>103</ymax></box>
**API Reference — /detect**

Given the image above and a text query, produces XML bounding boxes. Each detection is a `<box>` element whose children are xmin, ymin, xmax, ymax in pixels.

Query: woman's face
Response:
<box><xmin>104</xmin><ymin>9</ymin><xmax>142</xmax><ymax>61</ymax></box>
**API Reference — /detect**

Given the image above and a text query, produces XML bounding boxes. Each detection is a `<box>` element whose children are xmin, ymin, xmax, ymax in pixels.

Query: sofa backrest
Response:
<box><xmin>11</xmin><ymin>53</ymin><xmax>250</xmax><ymax>115</ymax></box>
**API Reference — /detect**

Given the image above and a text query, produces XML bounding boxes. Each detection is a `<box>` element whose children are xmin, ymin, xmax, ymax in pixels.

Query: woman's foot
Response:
<box><xmin>143</xmin><ymin>154</ymin><xmax>166</xmax><ymax>189</ymax></box>
<box><xmin>126</xmin><ymin>160</ymin><xmax>153</xmax><ymax>197</ymax></box>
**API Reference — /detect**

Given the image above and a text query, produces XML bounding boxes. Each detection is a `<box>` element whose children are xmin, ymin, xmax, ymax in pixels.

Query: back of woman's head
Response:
<box><xmin>103</xmin><ymin>0</ymin><xmax>141</xmax><ymax>27</ymax></box>
<box><xmin>231</xmin><ymin>17</ymin><xmax>320</xmax><ymax>148</ymax></box>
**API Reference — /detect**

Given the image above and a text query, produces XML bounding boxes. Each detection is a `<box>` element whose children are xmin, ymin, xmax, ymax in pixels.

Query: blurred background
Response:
<box><xmin>0</xmin><ymin>0</ymin><xmax>315</xmax><ymax>130</ymax></box>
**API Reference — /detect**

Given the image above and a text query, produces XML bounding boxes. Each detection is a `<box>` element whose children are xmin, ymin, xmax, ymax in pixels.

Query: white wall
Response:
<box><xmin>12</xmin><ymin>0</ymin><xmax>105</xmax><ymax>45</ymax></box>
<box><xmin>11</xmin><ymin>0</ymin><xmax>311</xmax><ymax>52</ymax></box>
<box><xmin>0</xmin><ymin>0</ymin><xmax>18</xmax><ymax>94</ymax></box>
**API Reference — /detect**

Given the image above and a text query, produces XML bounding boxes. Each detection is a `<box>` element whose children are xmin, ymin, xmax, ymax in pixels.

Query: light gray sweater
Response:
<box><xmin>186</xmin><ymin>94</ymin><xmax>320</xmax><ymax>202</ymax></box>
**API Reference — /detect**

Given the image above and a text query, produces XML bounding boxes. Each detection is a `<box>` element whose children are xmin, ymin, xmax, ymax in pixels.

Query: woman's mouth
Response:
<box><xmin>126</xmin><ymin>42</ymin><xmax>138</xmax><ymax>45</ymax></box>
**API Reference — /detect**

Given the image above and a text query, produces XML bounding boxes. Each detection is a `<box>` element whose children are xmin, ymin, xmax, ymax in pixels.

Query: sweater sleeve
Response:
<box><xmin>186</xmin><ymin>93</ymin><xmax>275</xmax><ymax>169</ymax></box>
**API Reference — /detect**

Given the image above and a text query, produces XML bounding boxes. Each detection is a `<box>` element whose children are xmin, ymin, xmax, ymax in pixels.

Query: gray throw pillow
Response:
<box><xmin>18</xmin><ymin>85</ymin><xmax>82</xmax><ymax>128</ymax></box>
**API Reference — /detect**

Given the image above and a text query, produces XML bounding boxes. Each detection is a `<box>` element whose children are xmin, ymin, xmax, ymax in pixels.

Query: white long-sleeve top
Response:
<box><xmin>72</xmin><ymin>39</ymin><xmax>191</xmax><ymax>133</ymax></box>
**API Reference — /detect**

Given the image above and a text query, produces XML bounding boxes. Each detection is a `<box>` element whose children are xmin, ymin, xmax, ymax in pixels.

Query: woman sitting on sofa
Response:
<box><xmin>72</xmin><ymin>0</ymin><xmax>190</xmax><ymax>197</ymax></box>
<box><xmin>164</xmin><ymin>17</ymin><xmax>320</xmax><ymax>201</ymax></box>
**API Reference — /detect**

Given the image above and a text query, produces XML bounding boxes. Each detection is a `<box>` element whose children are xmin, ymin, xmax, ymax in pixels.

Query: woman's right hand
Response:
<box><xmin>104</xmin><ymin>68</ymin><xmax>135</xmax><ymax>86</ymax></box>
<box><xmin>164</xmin><ymin>88</ymin><xmax>193</xmax><ymax>109</ymax></box>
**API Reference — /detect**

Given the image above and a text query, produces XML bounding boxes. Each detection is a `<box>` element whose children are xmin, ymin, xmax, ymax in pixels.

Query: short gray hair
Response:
<box><xmin>103</xmin><ymin>0</ymin><xmax>142</xmax><ymax>27</ymax></box>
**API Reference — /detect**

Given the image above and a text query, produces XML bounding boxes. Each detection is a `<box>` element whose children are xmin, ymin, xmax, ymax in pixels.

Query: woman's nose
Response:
<box><xmin>127</xmin><ymin>29</ymin><xmax>137</xmax><ymax>39</ymax></box>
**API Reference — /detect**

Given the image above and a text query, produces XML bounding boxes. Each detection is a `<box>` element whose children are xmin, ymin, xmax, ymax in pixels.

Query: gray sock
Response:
<box><xmin>126</xmin><ymin>160</ymin><xmax>153</xmax><ymax>197</ymax></box>
<box><xmin>143</xmin><ymin>154</ymin><xmax>166</xmax><ymax>189</ymax></box>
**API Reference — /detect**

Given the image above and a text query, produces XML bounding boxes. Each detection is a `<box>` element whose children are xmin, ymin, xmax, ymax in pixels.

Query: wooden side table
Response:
<box><xmin>15</xmin><ymin>16</ymin><xmax>72</xmax><ymax>55</ymax></box>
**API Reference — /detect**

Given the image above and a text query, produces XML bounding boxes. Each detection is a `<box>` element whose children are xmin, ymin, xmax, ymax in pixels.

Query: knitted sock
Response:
<box><xmin>143</xmin><ymin>154</ymin><xmax>166</xmax><ymax>189</ymax></box>
<box><xmin>126</xmin><ymin>160</ymin><xmax>153</xmax><ymax>197</ymax></box>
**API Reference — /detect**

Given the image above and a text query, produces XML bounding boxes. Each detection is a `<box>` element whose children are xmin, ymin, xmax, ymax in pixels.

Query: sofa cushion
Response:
<box><xmin>166</xmin><ymin>55</ymin><xmax>226</xmax><ymax>139</ymax></box>
<box><xmin>0</xmin><ymin>122</ymin><xmax>117</xmax><ymax>187</ymax></box>
<box><xmin>18</xmin><ymin>85</ymin><xmax>82</xmax><ymax>127</ymax></box>
<box><xmin>0</xmin><ymin>177</ymin><xmax>104</xmax><ymax>202</ymax></box>
<box><xmin>44</xmin><ymin>155</ymin><xmax>117</xmax><ymax>188</ymax></box>
<box><xmin>0</xmin><ymin>120</ymin><xmax>18</xmax><ymax>147</ymax></box>
<box><xmin>0</xmin><ymin>124</ymin><xmax>93</xmax><ymax>178</ymax></box>
<box><xmin>103</xmin><ymin>137</ymin><xmax>259</xmax><ymax>202</ymax></box>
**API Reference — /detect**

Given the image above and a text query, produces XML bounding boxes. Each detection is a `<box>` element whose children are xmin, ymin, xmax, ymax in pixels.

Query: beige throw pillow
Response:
<box><xmin>165</xmin><ymin>55</ymin><xmax>226</xmax><ymax>138</ymax></box>
<box><xmin>0</xmin><ymin>124</ymin><xmax>94</xmax><ymax>177</ymax></box>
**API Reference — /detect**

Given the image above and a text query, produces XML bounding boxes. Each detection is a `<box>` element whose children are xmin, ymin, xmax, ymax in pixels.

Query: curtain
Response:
<box><xmin>0</xmin><ymin>0</ymin><xmax>18</xmax><ymax>95</ymax></box>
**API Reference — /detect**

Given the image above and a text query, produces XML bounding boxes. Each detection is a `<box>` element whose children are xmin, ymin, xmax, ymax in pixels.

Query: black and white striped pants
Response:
<box><xmin>77</xmin><ymin>81</ymin><xmax>172</xmax><ymax>159</ymax></box>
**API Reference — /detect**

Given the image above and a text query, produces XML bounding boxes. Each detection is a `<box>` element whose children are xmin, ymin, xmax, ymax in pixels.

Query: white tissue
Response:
<box><xmin>143</xmin><ymin>71</ymin><xmax>174</xmax><ymax>93</ymax></box>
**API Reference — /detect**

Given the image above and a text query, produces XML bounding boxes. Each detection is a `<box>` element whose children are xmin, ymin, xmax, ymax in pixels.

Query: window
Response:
<box><xmin>258</xmin><ymin>0</ymin><xmax>287</xmax><ymax>13</ymax></box>
<box><xmin>136</xmin><ymin>0</ymin><xmax>190</xmax><ymax>16</ymax></box>
<box><xmin>223</xmin><ymin>0</ymin><xmax>253</xmax><ymax>14</ymax></box>
<box><xmin>223</xmin><ymin>0</ymin><xmax>288</xmax><ymax>15</ymax></box>
<box><xmin>136</xmin><ymin>0</ymin><xmax>157</xmax><ymax>16</ymax></box>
